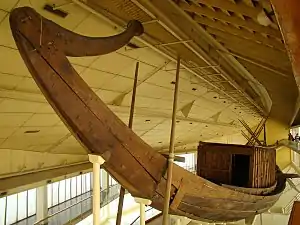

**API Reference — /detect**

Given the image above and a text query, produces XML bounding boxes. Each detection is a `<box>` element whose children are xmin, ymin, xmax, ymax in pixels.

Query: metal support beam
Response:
<box><xmin>162</xmin><ymin>56</ymin><xmax>180</xmax><ymax>224</ymax></box>
<box><xmin>116</xmin><ymin>62</ymin><xmax>139</xmax><ymax>225</ymax></box>
<box><xmin>126</xmin><ymin>40</ymin><xmax>193</xmax><ymax>51</ymax></box>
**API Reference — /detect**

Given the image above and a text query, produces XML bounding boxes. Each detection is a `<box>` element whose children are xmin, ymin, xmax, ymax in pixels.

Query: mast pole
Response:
<box><xmin>116</xmin><ymin>62</ymin><xmax>139</xmax><ymax>225</ymax></box>
<box><xmin>162</xmin><ymin>56</ymin><xmax>181</xmax><ymax>224</ymax></box>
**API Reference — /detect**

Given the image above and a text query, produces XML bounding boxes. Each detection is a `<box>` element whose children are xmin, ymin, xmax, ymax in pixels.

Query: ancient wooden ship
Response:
<box><xmin>9</xmin><ymin>7</ymin><xmax>287</xmax><ymax>223</ymax></box>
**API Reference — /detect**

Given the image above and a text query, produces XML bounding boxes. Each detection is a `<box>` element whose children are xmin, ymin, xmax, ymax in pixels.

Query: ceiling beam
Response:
<box><xmin>178</xmin><ymin>1</ymin><xmax>281</xmax><ymax>38</ymax></box>
<box><xmin>223</xmin><ymin>51</ymin><xmax>290</xmax><ymax>78</ymax></box>
<box><xmin>213</xmin><ymin>33</ymin><xmax>291</xmax><ymax>70</ymax></box>
<box><xmin>194</xmin><ymin>15</ymin><xmax>285</xmax><ymax>51</ymax></box>
<box><xmin>193</xmin><ymin>0</ymin><xmax>262</xmax><ymax>18</ymax></box>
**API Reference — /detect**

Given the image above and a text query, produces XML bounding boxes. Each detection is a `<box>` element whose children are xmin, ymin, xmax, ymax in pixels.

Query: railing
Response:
<box><xmin>130</xmin><ymin>206</ymin><xmax>161</xmax><ymax>225</ymax></box>
<box><xmin>34</xmin><ymin>184</ymin><xmax>120</xmax><ymax>225</ymax></box>
<box><xmin>278</xmin><ymin>139</ymin><xmax>300</xmax><ymax>151</ymax></box>
<box><xmin>283</xmin><ymin>192</ymin><xmax>300</xmax><ymax>214</ymax></box>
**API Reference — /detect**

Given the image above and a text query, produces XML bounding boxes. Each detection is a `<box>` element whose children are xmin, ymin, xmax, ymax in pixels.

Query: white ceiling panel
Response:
<box><xmin>0</xmin><ymin>113</ymin><xmax>33</xmax><ymax>127</ymax></box>
<box><xmin>90</xmin><ymin>53</ymin><xmax>135</xmax><ymax>74</ymax></box>
<box><xmin>15</xmin><ymin>77</ymin><xmax>41</xmax><ymax>93</ymax></box>
<box><xmin>95</xmin><ymin>89</ymin><xmax>122</xmax><ymax>104</ymax></box>
<box><xmin>0</xmin><ymin>47</ymin><xmax>31</xmax><ymax>77</ymax></box>
<box><xmin>74</xmin><ymin>13</ymin><xmax>116</xmax><ymax>37</ymax></box>
<box><xmin>81</xmin><ymin>68</ymin><xmax>116</xmax><ymax>88</ymax></box>
<box><xmin>23</xmin><ymin>113</ymin><xmax>60</xmax><ymax>127</ymax></box>
<box><xmin>68</xmin><ymin>56</ymin><xmax>99</xmax><ymax>67</ymax></box>
<box><xmin>145</xmin><ymin>70</ymin><xmax>175</xmax><ymax>88</ymax></box>
<box><xmin>49</xmin><ymin>135</ymin><xmax>86</xmax><ymax>154</ymax></box>
<box><xmin>0</xmin><ymin>12</ymin><xmax>17</xmax><ymax>49</ymax></box>
<box><xmin>103</xmin><ymin>75</ymin><xmax>134</xmax><ymax>92</ymax></box>
<box><xmin>0</xmin><ymin>127</ymin><xmax>18</xmax><ymax>139</ymax></box>
<box><xmin>119</xmin><ymin>61</ymin><xmax>156</xmax><ymax>80</ymax></box>
<box><xmin>0</xmin><ymin>0</ymin><xmax>19</xmax><ymax>11</ymax></box>
<box><xmin>0</xmin><ymin>99</ymin><xmax>43</xmax><ymax>113</ymax></box>
<box><xmin>119</xmin><ymin>48</ymin><xmax>167</xmax><ymax>67</ymax></box>
<box><xmin>0</xmin><ymin>72</ymin><xmax>24</xmax><ymax>90</ymax></box>
<box><xmin>0</xmin><ymin>134</ymin><xmax>64</xmax><ymax>151</ymax></box>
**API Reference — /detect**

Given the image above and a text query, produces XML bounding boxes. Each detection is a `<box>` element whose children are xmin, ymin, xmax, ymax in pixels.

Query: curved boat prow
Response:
<box><xmin>10</xmin><ymin>7</ymin><xmax>285</xmax><ymax>222</ymax></box>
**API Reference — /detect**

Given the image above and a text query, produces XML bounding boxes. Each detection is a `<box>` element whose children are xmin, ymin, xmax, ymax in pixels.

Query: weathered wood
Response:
<box><xmin>288</xmin><ymin>201</ymin><xmax>300</xmax><ymax>225</ymax></box>
<box><xmin>271</xmin><ymin>0</ymin><xmax>300</xmax><ymax>126</ymax></box>
<box><xmin>10</xmin><ymin>7</ymin><xmax>285</xmax><ymax>223</ymax></box>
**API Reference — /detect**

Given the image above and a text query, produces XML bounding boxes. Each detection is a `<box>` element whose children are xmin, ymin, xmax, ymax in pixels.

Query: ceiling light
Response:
<box><xmin>24</xmin><ymin>130</ymin><xmax>40</xmax><ymax>134</ymax></box>
<box><xmin>43</xmin><ymin>4</ymin><xmax>68</xmax><ymax>18</ymax></box>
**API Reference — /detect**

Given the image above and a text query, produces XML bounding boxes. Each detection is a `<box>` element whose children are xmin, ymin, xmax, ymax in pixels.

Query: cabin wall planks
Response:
<box><xmin>197</xmin><ymin>142</ymin><xmax>276</xmax><ymax>188</ymax></box>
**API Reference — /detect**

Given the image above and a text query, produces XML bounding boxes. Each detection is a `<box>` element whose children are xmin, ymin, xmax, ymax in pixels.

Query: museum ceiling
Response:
<box><xmin>0</xmin><ymin>0</ymin><xmax>297</xmax><ymax>185</ymax></box>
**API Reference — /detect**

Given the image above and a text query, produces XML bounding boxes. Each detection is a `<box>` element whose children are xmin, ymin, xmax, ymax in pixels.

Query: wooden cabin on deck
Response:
<box><xmin>197</xmin><ymin>142</ymin><xmax>276</xmax><ymax>189</ymax></box>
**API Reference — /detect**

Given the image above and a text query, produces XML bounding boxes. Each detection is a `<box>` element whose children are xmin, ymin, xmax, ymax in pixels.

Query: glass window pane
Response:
<box><xmin>47</xmin><ymin>184</ymin><xmax>52</xmax><ymax>208</ymax></box>
<box><xmin>17</xmin><ymin>191</ymin><xmax>27</xmax><ymax>220</ymax></box>
<box><xmin>0</xmin><ymin>197</ymin><xmax>6</xmax><ymax>225</ymax></box>
<box><xmin>82</xmin><ymin>175</ymin><xmax>86</xmax><ymax>193</ymax></box>
<box><xmin>6</xmin><ymin>194</ymin><xmax>17</xmax><ymax>224</ymax></box>
<box><xmin>77</xmin><ymin>176</ymin><xmax>82</xmax><ymax>196</ymax></box>
<box><xmin>71</xmin><ymin>177</ymin><xmax>77</xmax><ymax>198</ymax></box>
<box><xmin>28</xmin><ymin>189</ymin><xmax>36</xmax><ymax>216</ymax></box>
<box><xmin>52</xmin><ymin>182</ymin><xmax>59</xmax><ymax>206</ymax></box>
<box><xmin>59</xmin><ymin>180</ymin><xmax>66</xmax><ymax>203</ymax></box>
<box><xmin>111</xmin><ymin>177</ymin><xmax>117</xmax><ymax>185</ymax></box>
<box><xmin>65</xmin><ymin>179</ymin><xmax>71</xmax><ymax>201</ymax></box>
<box><xmin>86</xmin><ymin>173</ymin><xmax>91</xmax><ymax>191</ymax></box>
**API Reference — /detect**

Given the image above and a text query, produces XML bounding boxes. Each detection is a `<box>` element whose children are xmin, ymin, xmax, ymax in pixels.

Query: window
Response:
<box><xmin>0</xmin><ymin>197</ymin><xmax>6</xmax><ymax>225</ymax></box>
<box><xmin>52</xmin><ymin>182</ymin><xmax>59</xmax><ymax>206</ymax></box>
<box><xmin>6</xmin><ymin>194</ymin><xmax>18</xmax><ymax>224</ymax></box>
<box><xmin>86</xmin><ymin>173</ymin><xmax>91</xmax><ymax>191</ymax></box>
<box><xmin>47</xmin><ymin>184</ymin><xmax>52</xmax><ymax>208</ymax></box>
<box><xmin>27</xmin><ymin>189</ymin><xmax>36</xmax><ymax>216</ymax></box>
<box><xmin>65</xmin><ymin>178</ymin><xmax>71</xmax><ymax>201</ymax></box>
<box><xmin>59</xmin><ymin>180</ymin><xmax>66</xmax><ymax>203</ymax></box>
<box><xmin>17</xmin><ymin>191</ymin><xmax>27</xmax><ymax>221</ymax></box>
<box><xmin>77</xmin><ymin>175</ymin><xmax>82</xmax><ymax>196</ymax></box>
<box><xmin>71</xmin><ymin>177</ymin><xmax>77</xmax><ymax>198</ymax></box>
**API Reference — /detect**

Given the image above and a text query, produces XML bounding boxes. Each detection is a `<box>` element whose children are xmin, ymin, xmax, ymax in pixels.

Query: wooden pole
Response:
<box><xmin>263</xmin><ymin>124</ymin><xmax>267</xmax><ymax>146</ymax></box>
<box><xmin>162</xmin><ymin>56</ymin><xmax>181</xmax><ymax>225</ymax></box>
<box><xmin>116</xmin><ymin>62</ymin><xmax>139</xmax><ymax>225</ymax></box>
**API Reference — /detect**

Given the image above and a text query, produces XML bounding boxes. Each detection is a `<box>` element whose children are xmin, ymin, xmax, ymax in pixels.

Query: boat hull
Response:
<box><xmin>9</xmin><ymin>7</ymin><xmax>285</xmax><ymax>222</ymax></box>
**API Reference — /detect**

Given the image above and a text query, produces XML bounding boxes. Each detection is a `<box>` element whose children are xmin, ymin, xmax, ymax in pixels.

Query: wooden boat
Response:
<box><xmin>9</xmin><ymin>7</ymin><xmax>287</xmax><ymax>223</ymax></box>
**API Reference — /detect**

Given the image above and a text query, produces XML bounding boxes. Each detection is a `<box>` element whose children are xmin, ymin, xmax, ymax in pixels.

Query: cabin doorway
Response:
<box><xmin>231</xmin><ymin>154</ymin><xmax>250</xmax><ymax>187</ymax></box>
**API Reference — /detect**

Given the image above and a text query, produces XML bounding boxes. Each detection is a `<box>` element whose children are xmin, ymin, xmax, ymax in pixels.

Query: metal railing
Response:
<box><xmin>283</xmin><ymin>192</ymin><xmax>300</xmax><ymax>214</ymax></box>
<box><xmin>130</xmin><ymin>207</ymin><xmax>161</xmax><ymax>225</ymax></box>
<box><xmin>34</xmin><ymin>184</ymin><xmax>120</xmax><ymax>225</ymax></box>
